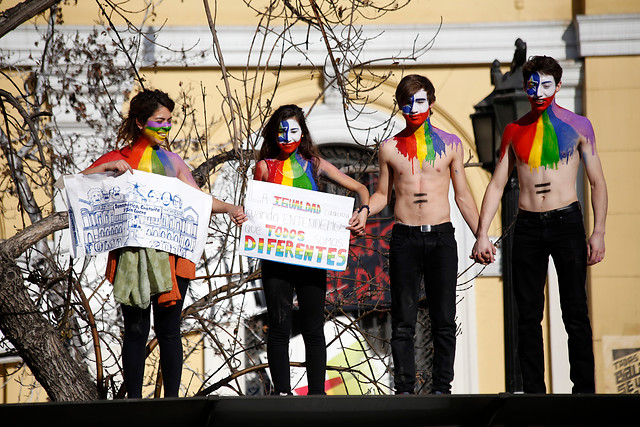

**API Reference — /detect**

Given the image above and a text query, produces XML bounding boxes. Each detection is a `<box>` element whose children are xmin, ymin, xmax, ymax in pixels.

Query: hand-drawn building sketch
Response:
<box><xmin>65</xmin><ymin>171</ymin><xmax>210</xmax><ymax>263</ymax></box>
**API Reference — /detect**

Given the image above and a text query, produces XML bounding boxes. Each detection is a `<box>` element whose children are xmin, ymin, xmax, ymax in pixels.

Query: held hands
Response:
<box><xmin>228</xmin><ymin>205</ymin><xmax>248</xmax><ymax>226</ymax></box>
<box><xmin>470</xmin><ymin>235</ymin><xmax>497</xmax><ymax>265</ymax></box>
<box><xmin>347</xmin><ymin>206</ymin><xmax>369</xmax><ymax>237</ymax></box>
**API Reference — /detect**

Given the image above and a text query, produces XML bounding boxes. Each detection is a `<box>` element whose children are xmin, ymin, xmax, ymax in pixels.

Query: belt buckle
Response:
<box><xmin>540</xmin><ymin>212</ymin><xmax>551</xmax><ymax>219</ymax></box>
<box><xmin>420</xmin><ymin>224</ymin><xmax>432</xmax><ymax>232</ymax></box>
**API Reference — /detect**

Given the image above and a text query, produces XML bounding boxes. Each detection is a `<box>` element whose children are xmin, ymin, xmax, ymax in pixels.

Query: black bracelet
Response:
<box><xmin>357</xmin><ymin>204</ymin><xmax>370</xmax><ymax>215</ymax></box>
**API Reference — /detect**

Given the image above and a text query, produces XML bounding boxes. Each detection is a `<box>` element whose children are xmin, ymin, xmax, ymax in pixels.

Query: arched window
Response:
<box><xmin>317</xmin><ymin>144</ymin><xmax>393</xmax><ymax>311</ymax></box>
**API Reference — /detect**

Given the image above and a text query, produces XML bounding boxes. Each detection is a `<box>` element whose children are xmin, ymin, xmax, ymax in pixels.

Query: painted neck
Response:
<box><xmin>401</xmin><ymin>111</ymin><xmax>430</xmax><ymax>136</ymax></box>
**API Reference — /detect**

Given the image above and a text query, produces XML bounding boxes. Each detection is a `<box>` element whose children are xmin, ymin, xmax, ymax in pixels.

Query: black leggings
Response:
<box><xmin>121</xmin><ymin>277</ymin><xmax>189</xmax><ymax>398</ymax></box>
<box><xmin>262</xmin><ymin>260</ymin><xmax>327</xmax><ymax>395</ymax></box>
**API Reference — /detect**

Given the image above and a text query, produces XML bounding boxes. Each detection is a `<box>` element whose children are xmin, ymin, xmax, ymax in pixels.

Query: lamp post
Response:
<box><xmin>470</xmin><ymin>38</ymin><xmax>530</xmax><ymax>393</ymax></box>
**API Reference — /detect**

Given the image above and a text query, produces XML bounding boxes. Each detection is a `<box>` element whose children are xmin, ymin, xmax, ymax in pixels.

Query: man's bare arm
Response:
<box><xmin>581</xmin><ymin>136</ymin><xmax>608</xmax><ymax>265</ymax></box>
<box><xmin>450</xmin><ymin>147</ymin><xmax>480</xmax><ymax>236</ymax></box>
<box><xmin>471</xmin><ymin>144</ymin><xmax>515</xmax><ymax>264</ymax></box>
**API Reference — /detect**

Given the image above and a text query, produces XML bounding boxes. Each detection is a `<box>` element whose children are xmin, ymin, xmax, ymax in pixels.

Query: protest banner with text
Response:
<box><xmin>240</xmin><ymin>180</ymin><xmax>354</xmax><ymax>271</ymax></box>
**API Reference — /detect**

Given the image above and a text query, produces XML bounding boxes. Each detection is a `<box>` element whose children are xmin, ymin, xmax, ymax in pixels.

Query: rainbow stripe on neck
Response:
<box><xmin>128</xmin><ymin>138</ymin><xmax>177</xmax><ymax>176</ymax></box>
<box><xmin>511</xmin><ymin>103</ymin><xmax>580</xmax><ymax>170</ymax></box>
<box><xmin>395</xmin><ymin>117</ymin><xmax>447</xmax><ymax>173</ymax></box>
<box><xmin>267</xmin><ymin>151</ymin><xmax>317</xmax><ymax>190</ymax></box>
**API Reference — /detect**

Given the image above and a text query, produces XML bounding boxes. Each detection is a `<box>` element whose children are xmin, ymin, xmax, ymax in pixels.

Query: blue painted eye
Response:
<box><xmin>278</xmin><ymin>121</ymin><xmax>290</xmax><ymax>142</ymax></box>
<box><xmin>526</xmin><ymin>73</ymin><xmax>541</xmax><ymax>96</ymax></box>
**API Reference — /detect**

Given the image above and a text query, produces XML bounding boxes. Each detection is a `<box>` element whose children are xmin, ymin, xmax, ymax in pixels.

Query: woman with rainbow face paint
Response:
<box><xmin>472</xmin><ymin>56</ymin><xmax>608</xmax><ymax>394</ymax></box>
<box><xmin>82</xmin><ymin>89</ymin><xmax>246</xmax><ymax>398</ymax></box>
<box><xmin>253</xmin><ymin>104</ymin><xmax>370</xmax><ymax>395</ymax></box>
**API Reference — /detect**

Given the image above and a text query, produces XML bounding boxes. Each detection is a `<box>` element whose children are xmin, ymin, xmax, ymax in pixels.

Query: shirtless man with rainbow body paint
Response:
<box><xmin>368</xmin><ymin>75</ymin><xmax>480</xmax><ymax>394</ymax></box>
<box><xmin>471</xmin><ymin>56</ymin><xmax>608</xmax><ymax>393</ymax></box>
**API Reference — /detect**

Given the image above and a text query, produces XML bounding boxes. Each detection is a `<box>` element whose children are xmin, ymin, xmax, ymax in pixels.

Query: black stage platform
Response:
<box><xmin>1</xmin><ymin>393</ymin><xmax>637</xmax><ymax>426</ymax></box>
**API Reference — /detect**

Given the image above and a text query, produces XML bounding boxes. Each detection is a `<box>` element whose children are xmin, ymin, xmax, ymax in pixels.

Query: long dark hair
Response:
<box><xmin>116</xmin><ymin>89</ymin><xmax>175</xmax><ymax>145</ymax></box>
<box><xmin>259</xmin><ymin>105</ymin><xmax>321</xmax><ymax>165</ymax></box>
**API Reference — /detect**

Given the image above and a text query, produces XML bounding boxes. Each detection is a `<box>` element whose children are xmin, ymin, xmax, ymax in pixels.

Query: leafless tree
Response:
<box><xmin>0</xmin><ymin>0</ymin><xmax>480</xmax><ymax>401</ymax></box>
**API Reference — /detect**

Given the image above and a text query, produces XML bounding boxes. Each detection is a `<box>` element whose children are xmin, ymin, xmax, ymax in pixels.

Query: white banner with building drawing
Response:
<box><xmin>240</xmin><ymin>180</ymin><xmax>354</xmax><ymax>271</ymax></box>
<box><xmin>63</xmin><ymin>170</ymin><xmax>212</xmax><ymax>263</ymax></box>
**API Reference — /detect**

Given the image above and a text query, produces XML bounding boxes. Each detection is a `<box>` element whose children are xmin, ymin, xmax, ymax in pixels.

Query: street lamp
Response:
<box><xmin>470</xmin><ymin>38</ymin><xmax>530</xmax><ymax>393</ymax></box>
<box><xmin>470</xmin><ymin>38</ymin><xmax>530</xmax><ymax>171</ymax></box>
<box><xmin>469</xmin><ymin>88</ymin><xmax>498</xmax><ymax>171</ymax></box>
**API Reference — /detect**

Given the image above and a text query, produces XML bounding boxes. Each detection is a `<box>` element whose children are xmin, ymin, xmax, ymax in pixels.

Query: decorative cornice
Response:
<box><xmin>142</xmin><ymin>20</ymin><xmax>579</xmax><ymax>67</ymax></box>
<box><xmin>3</xmin><ymin>15</ymin><xmax>637</xmax><ymax>70</ymax></box>
<box><xmin>576</xmin><ymin>14</ymin><xmax>640</xmax><ymax>57</ymax></box>
<box><xmin>1</xmin><ymin>20</ymin><xmax>580</xmax><ymax>69</ymax></box>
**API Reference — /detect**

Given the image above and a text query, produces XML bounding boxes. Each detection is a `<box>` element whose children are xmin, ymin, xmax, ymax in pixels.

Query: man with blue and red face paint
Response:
<box><xmin>367</xmin><ymin>75</ymin><xmax>481</xmax><ymax>394</ymax></box>
<box><xmin>472</xmin><ymin>56</ymin><xmax>608</xmax><ymax>393</ymax></box>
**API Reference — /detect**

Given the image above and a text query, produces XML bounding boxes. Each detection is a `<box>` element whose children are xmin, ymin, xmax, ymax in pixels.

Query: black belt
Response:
<box><xmin>517</xmin><ymin>201</ymin><xmax>581</xmax><ymax>220</ymax></box>
<box><xmin>393</xmin><ymin>222</ymin><xmax>454</xmax><ymax>234</ymax></box>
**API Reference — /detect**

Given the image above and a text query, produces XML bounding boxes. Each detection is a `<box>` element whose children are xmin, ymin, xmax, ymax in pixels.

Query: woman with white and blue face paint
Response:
<box><xmin>254</xmin><ymin>104</ymin><xmax>370</xmax><ymax>395</ymax></box>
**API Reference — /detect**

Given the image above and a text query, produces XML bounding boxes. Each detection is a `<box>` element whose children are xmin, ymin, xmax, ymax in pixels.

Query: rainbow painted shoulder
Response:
<box><xmin>551</xmin><ymin>104</ymin><xmax>594</xmax><ymax>141</ymax></box>
<box><xmin>431</xmin><ymin>126</ymin><xmax>461</xmax><ymax>148</ymax></box>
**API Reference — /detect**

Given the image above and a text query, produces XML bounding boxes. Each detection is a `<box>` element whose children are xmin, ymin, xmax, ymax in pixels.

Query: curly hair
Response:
<box><xmin>116</xmin><ymin>89</ymin><xmax>175</xmax><ymax>145</ymax></box>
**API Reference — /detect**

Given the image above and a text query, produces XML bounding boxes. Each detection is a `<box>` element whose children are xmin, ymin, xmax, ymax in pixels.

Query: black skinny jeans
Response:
<box><xmin>121</xmin><ymin>276</ymin><xmax>189</xmax><ymax>398</ymax></box>
<box><xmin>262</xmin><ymin>260</ymin><xmax>327</xmax><ymax>395</ymax></box>
<box><xmin>513</xmin><ymin>202</ymin><xmax>595</xmax><ymax>393</ymax></box>
<box><xmin>389</xmin><ymin>222</ymin><xmax>458</xmax><ymax>394</ymax></box>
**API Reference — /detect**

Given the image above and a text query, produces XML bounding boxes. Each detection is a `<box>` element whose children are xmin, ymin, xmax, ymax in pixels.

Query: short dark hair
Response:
<box><xmin>395</xmin><ymin>74</ymin><xmax>436</xmax><ymax>109</ymax></box>
<box><xmin>522</xmin><ymin>56</ymin><xmax>563</xmax><ymax>85</ymax></box>
<box><xmin>117</xmin><ymin>89</ymin><xmax>175</xmax><ymax>144</ymax></box>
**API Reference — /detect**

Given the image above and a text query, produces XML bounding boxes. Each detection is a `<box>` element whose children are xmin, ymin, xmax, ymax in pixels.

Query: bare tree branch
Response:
<box><xmin>0</xmin><ymin>0</ymin><xmax>61</xmax><ymax>39</ymax></box>
<box><xmin>0</xmin><ymin>212</ymin><xmax>68</xmax><ymax>260</ymax></box>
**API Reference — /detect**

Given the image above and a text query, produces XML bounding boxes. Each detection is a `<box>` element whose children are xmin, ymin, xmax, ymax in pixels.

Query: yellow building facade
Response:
<box><xmin>1</xmin><ymin>0</ymin><xmax>639</xmax><ymax>398</ymax></box>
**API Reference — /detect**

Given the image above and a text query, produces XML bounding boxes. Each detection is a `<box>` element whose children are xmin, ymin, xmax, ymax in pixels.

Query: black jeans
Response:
<box><xmin>389</xmin><ymin>222</ymin><xmax>458</xmax><ymax>394</ymax></box>
<box><xmin>513</xmin><ymin>202</ymin><xmax>595</xmax><ymax>393</ymax></box>
<box><xmin>121</xmin><ymin>277</ymin><xmax>189</xmax><ymax>398</ymax></box>
<box><xmin>262</xmin><ymin>260</ymin><xmax>327</xmax><ymax>395</ymax></box>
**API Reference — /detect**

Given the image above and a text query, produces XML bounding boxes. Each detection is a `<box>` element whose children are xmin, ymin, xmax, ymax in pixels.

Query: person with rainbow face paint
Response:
<box><xmin>471</xmin><ymin>56</ymin><xmax>608</xmax><ymax>394</ymax></box>
<box><xmin>367</xmin><ymin>75</ymin><xmax>481</xmax><ymax>394</ymax></box>
<box><xmin>254</xmin><ymin>104</ymin><xmax>370</xmax><ymax>395</ymax></box>
<box><xmin>82</xmin><ymin>89</ymin><xmax>246</xmax><ymax>398</ymax></box>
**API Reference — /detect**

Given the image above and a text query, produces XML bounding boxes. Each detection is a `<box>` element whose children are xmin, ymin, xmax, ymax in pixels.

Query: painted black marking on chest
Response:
<box><xmin>535</xmin><ymin>182</ymin><xmax>551</xmax><ymax>194</ymax></box>
<box><xmin>414</xmin><ymin>193</ymin><xmax>428</xmax><ymax>204</ymax></box>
